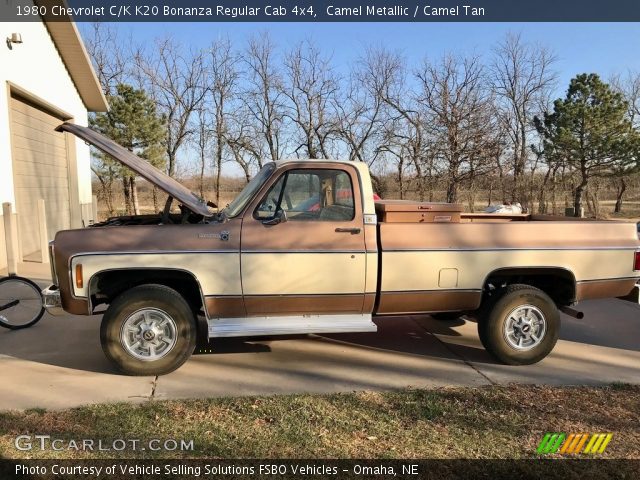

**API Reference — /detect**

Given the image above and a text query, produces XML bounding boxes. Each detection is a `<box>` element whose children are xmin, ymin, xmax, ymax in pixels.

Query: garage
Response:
<box><xmin>9</xmin><ymin>93</ymin><xmax>74</xmax><ymax>260</ymax></box>
<box><xmin>1</xmin><ymin>17</ymin><xmax>108</xmax><ymax>274</ymax></box>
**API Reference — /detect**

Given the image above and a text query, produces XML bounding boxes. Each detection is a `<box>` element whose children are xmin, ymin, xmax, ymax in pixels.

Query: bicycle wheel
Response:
<box><xmin>0</xmin><ymin>276</ymin><xmax>45</xmax><ymax>330</ymax></box>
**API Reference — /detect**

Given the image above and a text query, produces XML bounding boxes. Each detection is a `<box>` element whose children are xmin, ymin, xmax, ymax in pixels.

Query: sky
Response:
<box><xmin>80</xmin><ymin>22</ymin><xmax>640</xmax><ymax>98</ymax></box>
<box><xmin>77</xmin><ymin>21</ymin><xmax>640</xmax><ymax>177</ymax></box>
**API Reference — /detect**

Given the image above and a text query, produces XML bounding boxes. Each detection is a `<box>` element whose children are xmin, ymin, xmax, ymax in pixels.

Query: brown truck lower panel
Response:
<box><xmin>575</xmin><ymin>278</ymin><xmax>638</xmax><ymax>301</ymax></box>
<box><xmin>375</xmin><ymin>289</ymin><xmax>482</xmax><ymax>315</ymax></box>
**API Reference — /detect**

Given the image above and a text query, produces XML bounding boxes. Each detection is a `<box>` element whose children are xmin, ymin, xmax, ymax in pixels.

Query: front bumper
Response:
<box><xmin>42</xmin><ymin>285</ymin><xmax>65</xmax><ymax>316</ymax></box>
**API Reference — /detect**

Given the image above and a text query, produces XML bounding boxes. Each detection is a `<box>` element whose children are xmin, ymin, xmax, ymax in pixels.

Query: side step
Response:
<box><xmin>208</xmin><ymin>314</ymin><xmax>377</xmax><ymax>338</ymax></box>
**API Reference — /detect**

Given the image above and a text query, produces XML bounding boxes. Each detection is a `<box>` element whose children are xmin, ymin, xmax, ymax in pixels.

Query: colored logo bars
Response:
<box><xmin>537</xmin><ymin>433</ymin><xmax>613</xmax><ymax>454</ymax></box>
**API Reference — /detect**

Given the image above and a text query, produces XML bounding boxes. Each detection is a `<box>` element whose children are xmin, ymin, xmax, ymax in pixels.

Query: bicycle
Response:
<box><xmin>0</xmin><ymin>274</ymin><xmax>45</xmax><ymax>330</ymax></box>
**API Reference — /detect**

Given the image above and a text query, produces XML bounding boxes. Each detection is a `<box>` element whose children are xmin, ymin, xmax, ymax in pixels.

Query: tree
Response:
<box><xmin>491</xmin><ymin>33</ymin><xmax>556</xmax><ymax>207</ymax></box>
<box><xmin>208</xmin><ymin>38</ymin><xmax>241</xmax><ymax>207</ymax></box>
<box><xmin>417</xmin><ymin>53</ymin><xmax>500</xmax><ymax>204</ymax></box>
<box><xmin>535</xmin><ymin>74</ymin><xmax>640</xmax><ymax>216</ymax></box>
<box><xmin>134</xmin><ymin>38</ymin><xmax>208</xmax><ymax>177</ymax></box>
<box><xmin>284</xmin><ymin>39</ymin><xmax>339</xmax><ymax>158</ymax></box>
<box><xmin>611</xmin><ymin>71</ymin><xmax>640</xmax><ymax>212</ymax></box>
<box><xmin>90</xmin><ymin>84</ymin><xmax>166</xmax><ymax>215</ymax></box>
<box><xmin>244</xmin><ymin>33</ymin><xmax>286</xmax><ymax>161</ymax></box>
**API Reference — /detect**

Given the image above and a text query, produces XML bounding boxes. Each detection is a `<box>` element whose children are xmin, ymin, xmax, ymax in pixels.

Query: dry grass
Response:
<box><xmin>0</xmin><ymin>384</ymin><xmax>638</xmax><ymax>460</ymax></box>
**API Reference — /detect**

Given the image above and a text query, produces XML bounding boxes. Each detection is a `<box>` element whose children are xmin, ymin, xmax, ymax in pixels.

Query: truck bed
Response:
<box><xmin>373</xmin><ymin>201</ymin><xmax>640</xmax><ymax>315</ymax></box>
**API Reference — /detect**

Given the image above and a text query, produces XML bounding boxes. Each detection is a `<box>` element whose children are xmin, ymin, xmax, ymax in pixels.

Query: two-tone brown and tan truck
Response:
<box><xmin>43</xmin><ymin>123</ymin><xmax>640</xmax><ymax>375</ymax></box>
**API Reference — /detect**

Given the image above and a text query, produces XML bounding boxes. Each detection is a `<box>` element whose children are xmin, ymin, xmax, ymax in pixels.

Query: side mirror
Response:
<box><xmin>262</xmin><ymin>209</ymin><xmax>288</xmax><ymax>226</ymax></box>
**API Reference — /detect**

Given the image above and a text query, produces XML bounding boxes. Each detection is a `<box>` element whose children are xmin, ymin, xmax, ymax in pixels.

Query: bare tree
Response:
<box><xmin>611</xmin><ymin>71</ymin><xmax>640</xmax><ymax>212</ymax></box>
<box><xmin>134</xmin><ymin>37</ymin><xmax>208</xmax><ymax>177</ymax></box>
<box><xmin>333</xmin><ymin>56</ymin><xmax>389</xmax><ymax>194</ymax></box>
<box><xmin>490</xmin><ymin>32</ymin><xmax>556</xmax><ymax>207</ymax></box>
<box><xmin>84</xmin><ymin>23</ymin><xmax>128</xmax><ymax>96</ymax></box>
<box><xmin>362</xmin><ymin>47</ymin><xmax>432</xmax><ymax>200</ymax></box>
<box><xmin>417</xmin><ymin>54</ymin><xmax>500</xmax><ymax>204</ymax></box>
<box><xmin>192</xmin><ymin>105</ymin><xmax>212</xmax><ymax>200</ymax></box>
<box><xmin>284</xmin><ymin>39</ymin><xmax>340</xmax><ymax>159</ymax></box>
<box><xmin>208</xmin><ymin>39</ymin><xmax>241</xmax><ymax>207</ymax></box>
<box><xmin>226</xmin><ymin>107</ymin><xmax>265</xmax><ymax>182</ymax></box>
<box><xmin>244</xmin><ymin>33</ymin><xmax>286</xmax><ymax>161</ymax></box>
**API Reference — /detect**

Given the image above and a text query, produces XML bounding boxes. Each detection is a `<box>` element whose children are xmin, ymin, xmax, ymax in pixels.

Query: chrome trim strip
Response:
<box><xmin>240</xmin><ymin>292</ymin><xmax>375</xmax><ymax>298</ymax></box>
<box><xmin>576</xmin><ymin>276</ymin><xmax>640</xmax><ymax>284</ymax></box>
<box><xmin>380</xmin><ymin>288</ymin><xmax>482</xmax><ymax>294</ymax></box>
<box><xmin>242</xmin><ymin>250</ymin><xmax>367</xmax><ymax>254</ymax></box>
<box><xmin>382</xmin><ymin>246</ymin><xmax>639</xmax><ymax>252</ymax></box>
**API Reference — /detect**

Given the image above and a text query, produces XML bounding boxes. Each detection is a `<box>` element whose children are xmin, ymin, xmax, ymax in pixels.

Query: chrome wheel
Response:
<box><xmin>120</xmin><ymin>308</ymin><xmax>177</xmax><ymax>361</ymax></box>
<box><xmin>502</xmin><ymin>304</ymin><xmax>546</xmax><ymax>351</ymax></box>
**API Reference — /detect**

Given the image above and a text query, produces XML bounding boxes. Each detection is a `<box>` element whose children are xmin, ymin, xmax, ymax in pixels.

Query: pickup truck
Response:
<box><xmin>44</xmin><ymin>123</ymin><xmax>640</xmax><ymax>375</ymax></box>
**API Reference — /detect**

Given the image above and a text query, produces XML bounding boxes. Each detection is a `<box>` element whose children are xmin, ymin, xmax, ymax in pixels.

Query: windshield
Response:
<box><xmin>223</xmin><ymin>163</ymin><xmax>276</xmax><ymax>218</ymax></box>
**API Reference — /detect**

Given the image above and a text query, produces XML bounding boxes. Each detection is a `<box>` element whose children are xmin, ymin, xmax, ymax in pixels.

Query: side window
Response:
<box><xmin>254</xmin><ymin>169</ymin><xmax>355</xmax><ymax>222</ymax></box>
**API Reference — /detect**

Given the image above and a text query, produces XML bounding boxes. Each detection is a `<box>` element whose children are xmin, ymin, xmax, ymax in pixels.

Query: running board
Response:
<box><xmin>207</xmin><ymin>314</ymin><xmax>377</xmax><ymax>338</ymax></box>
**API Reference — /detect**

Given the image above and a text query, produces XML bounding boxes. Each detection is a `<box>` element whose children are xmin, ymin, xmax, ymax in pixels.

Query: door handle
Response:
<box><xmin>335</xmin><ymin>227</ymin><xmax>361</xmax><ymax>234</ymax></box>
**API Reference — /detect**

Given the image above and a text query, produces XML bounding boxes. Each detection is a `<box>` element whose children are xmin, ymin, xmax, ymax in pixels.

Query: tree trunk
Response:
<box><xmin>614</xmin><ymin>178</ymin><xmax>627</xmax><ymax>213</ymax></box>
<box><xmin>487</xmin><ymin>181</ymin><xmax>493</xmax><ymax>207</ymax></box>
<box><xmin>573</xmin><ymin>178</ymin><xmax>588</xmax><ymax>217</ymax></box>
<box><xmin>446</xmin><ymin>181</ymin><xmax>458</xmax><ymax>204</ymax></box>
<box><xmin>152</xmin><ymin>187</ymin><xmax>159</xmax><ymax>213</ymax></box>
<box><xmin>122</xmin><ymin>177</ymin><xmax>132</xmax><ymax>215</ymax></box>
<box><xmin>397</xmin><ymin>160</ymin><xmax>404</xmax><ymax>200</ymax></box>
<box><xmin>130</xmin><ymin>176</ymin><xmax>140</xmax><ymax>215</ymax></box>
<box><xmin>199</xmin><ymin>154</ymin><xmax>206</xmax><ymax>199</ymax></box>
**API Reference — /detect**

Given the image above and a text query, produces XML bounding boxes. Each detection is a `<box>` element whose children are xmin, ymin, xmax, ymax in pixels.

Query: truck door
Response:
<box><xmin>240</xmin><ymin>165</ymin><xmax>367</xmax><ymax>315</ymax></box>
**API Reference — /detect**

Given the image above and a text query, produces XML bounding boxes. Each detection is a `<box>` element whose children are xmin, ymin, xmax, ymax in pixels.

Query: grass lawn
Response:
<box><xmin>0</xmin><ymin>384</ymin><xmax>638</xmax><ymax>460</ymax></box>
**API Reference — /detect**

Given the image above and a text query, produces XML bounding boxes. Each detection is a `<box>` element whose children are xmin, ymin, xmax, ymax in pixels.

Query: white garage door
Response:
<box><xmin>10</xmin><ymin>94</ymin><xmax>71</xmax><ymax>260</ymax></box>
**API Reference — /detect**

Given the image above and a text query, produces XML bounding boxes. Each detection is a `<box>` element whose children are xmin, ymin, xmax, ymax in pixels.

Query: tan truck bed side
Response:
<box><xmin>376</xmin><ymin>219</ymin><xmax>640</xmax><ymax>315</ymax></box>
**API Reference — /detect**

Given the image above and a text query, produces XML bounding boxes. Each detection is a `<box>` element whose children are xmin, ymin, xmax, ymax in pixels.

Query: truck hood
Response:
<box><xmin>56</xmin><ymin>122</ymin><xmax>213</xmax><ymax>217</ymax></box>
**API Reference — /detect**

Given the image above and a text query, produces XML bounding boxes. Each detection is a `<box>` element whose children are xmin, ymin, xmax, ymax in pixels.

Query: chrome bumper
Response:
<box><xmin>42</xmin><ymin>285</ymin><xmax>65</xmax><ymax>316</ymax></box>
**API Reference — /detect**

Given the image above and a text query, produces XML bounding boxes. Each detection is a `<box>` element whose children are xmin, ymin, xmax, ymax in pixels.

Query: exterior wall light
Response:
<box><xmin>6</xmin><ymin>33</ymin><xmax>23</xmax><ymax>49</ymax></box>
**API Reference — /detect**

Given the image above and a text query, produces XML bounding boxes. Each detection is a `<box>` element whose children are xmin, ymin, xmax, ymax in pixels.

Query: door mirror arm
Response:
<box><xmin>262</xmin><ymin>209</ymin><xmax>288</xmax><ymax>226</ymax></box>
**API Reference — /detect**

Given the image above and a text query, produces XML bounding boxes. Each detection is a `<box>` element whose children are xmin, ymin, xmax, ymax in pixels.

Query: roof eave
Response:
<box><xmin>39</xmin><ymin>4</ymin><xmax>108</xmax><ymax>112</ymax></box>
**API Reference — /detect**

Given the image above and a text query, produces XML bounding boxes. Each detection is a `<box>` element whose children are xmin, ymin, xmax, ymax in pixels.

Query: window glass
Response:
<box><xmin>225</xmin><ymin>163</ymin><xmax>275</xmax><ymax>218</ymax></box>
<box><xmin>254</xmin><ymin>169</ymin><xmax>355</xmax><ymax>222</ymax></box>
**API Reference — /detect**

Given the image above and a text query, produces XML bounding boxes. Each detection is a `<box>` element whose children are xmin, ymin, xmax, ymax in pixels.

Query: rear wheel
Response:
<box><xmin>100</xmin><ymin>284</ymin><xmax>197</xmax><ymax>376</ymax></box>
<box><xmin>477</xmin><ymin>284</ymin><xmax>559</xmax><ymax>365</ymax></box>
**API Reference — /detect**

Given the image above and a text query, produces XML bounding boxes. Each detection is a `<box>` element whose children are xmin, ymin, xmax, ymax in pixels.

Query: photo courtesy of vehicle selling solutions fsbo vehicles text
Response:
<box><xmin>0</xmin><ymin>1</ymin><xmax>639</xmax><ymax>479</ymax></box>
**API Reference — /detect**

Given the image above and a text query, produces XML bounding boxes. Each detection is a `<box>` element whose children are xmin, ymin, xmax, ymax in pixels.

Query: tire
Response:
<box><xmin>477</xmin><ymin>284</ymin><xmax>559</xmax><ymax>365</ymax></box>
<box><xmin>431</xmin><ymin>312</ymin><xmax>461</xmax><ymax>321</ymax></box>
<box><xmin>0</xmin><ymin>276</ymin><xmax>45</xmax><ymax>330</ymax></box>
<box><xmin>100</xmin><ymin>284</ymin><xmax>197</xmax><ymax>376</ymax></box>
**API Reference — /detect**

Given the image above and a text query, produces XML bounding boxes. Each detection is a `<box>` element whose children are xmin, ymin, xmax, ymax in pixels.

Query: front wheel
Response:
<box><xmin>100</xmin><ymin>284</ymin><xmax>197</xmax><ymax>376</ymax></box>
<box><xmin>477</xmin><ymin>284</ymin><xmax>559</xmax><ymax>365</ymax></box>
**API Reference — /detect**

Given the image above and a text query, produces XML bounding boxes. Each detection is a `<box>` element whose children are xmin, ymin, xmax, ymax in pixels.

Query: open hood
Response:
<box><xmin>56</xmin><ymin>122</ymin><xmax>213</xmax><ymax>217</ymax></box>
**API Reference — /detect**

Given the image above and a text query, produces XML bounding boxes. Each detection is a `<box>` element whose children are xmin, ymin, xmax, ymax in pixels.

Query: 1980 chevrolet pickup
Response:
<box><xmin>43</xmin><ymin>123</ymin><xmax>640</xmax><ymax>375</ymax></box>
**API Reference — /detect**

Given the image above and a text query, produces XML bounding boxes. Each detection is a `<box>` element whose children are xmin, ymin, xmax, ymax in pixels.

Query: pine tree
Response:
<box><xmin>90</xmin><ymin>84</ymin><xmax>166</xmax><ymax>215</ymax></box>
<box><xmin>534</xmin><ymin>73</ymin><xmax>640</xmax><ymax>216</ymax></box>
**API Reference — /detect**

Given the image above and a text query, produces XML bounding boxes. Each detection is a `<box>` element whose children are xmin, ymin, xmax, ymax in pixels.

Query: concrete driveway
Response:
<box><xmin>0</xmin><ymin>295</ymin><xmax>638</xmax><ymax>410</ymax></box>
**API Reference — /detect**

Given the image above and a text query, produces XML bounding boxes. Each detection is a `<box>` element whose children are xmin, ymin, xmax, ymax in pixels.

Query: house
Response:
<box><xmin>0</xmin><ymin>15</ymin><xmax>107</xmax><ymax>273</ymax></box>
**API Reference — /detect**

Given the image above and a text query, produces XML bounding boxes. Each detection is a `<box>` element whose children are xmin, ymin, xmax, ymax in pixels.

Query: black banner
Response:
<box><xmin>2</xmin><ymin>459</ymin><xmax>639</xmax><ymax>480</ymax></box>
<box><xmin>2</xmin><ymin>0</ymin><xmax>640</xmax><ymax>22</ymax></box>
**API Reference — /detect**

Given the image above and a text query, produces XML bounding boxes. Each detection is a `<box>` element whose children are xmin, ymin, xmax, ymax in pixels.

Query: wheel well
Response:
<box><xmin>482</xmin><ymin>268</ymin><xmax>576</xmax><ymax>306</ymax></box>
<box><xmin>89</xmin><ymin>269</ymin><xmax>204</xmax><ymax>314</ymax></box>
